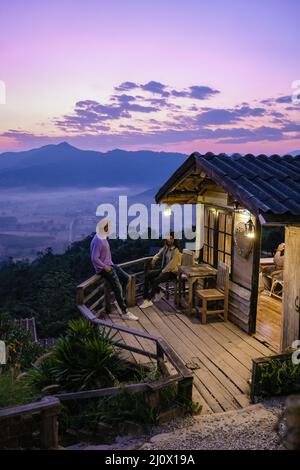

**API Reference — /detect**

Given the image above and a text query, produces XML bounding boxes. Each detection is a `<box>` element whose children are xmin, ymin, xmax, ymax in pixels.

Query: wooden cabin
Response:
<box><xmin>155</xmin><ymin>152</ymin><xmax>300</xmax><ymax>352</ymax></box>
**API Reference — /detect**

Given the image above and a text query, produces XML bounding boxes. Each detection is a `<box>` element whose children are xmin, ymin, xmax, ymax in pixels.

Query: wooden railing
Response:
<box><xmin>0</xmin><ymin>396</ymin><xmax>60</xmax><ymax>449</ymax></box>
<box><xmin>76</xmin><ymin>257</ymin><xmax>193</xmax><ymax>405</ymax></box>
<box><xmin>76</xmin><ymin>256</ymin><xmax>152</xmax><ymax>316</ymax></box>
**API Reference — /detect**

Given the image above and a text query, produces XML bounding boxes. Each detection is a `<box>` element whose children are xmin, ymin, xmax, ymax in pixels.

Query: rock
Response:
<box><xmin>118</xmin><ymin>420</ymin><xmax>145</xmax><ymax>436</ymax></box>
<box><xmin>65</xmin><ymin>428</ymin><xmax>78</xmax><ymax>438</ymax></box>
<box><xmin>139</xmin><ymin>443</ymin><xmax>152</xmax><ymax>450</ymax></box>
<box><xmin>149</xmin><ymin>432</ymin><xmax>174</xmax><ymax>443</ymax></box>
<box><xmin>158</xmin><ymin>408</ymin><xmax>184</xmax><ymax>424</ymax></box>
<box><xmin>77</xmin><ymin>429</ymin><xmax>93</xmax><ymax>441</ymax></box>
<box><xmin>95</xmin><ymin>422</ymin><xmax>114</xmax><ymax>436</ymax></box>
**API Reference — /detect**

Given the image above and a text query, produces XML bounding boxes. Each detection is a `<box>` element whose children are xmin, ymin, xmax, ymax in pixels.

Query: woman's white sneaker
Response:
<box><xmin>121</xmin><ymin>311</ymin><xmax>139</xmax><ymax>321</ymax></box>
<box><xmin>139</xmin><ymin>299</ymin><xmax>153</xmax><ymax>308</ymax></box>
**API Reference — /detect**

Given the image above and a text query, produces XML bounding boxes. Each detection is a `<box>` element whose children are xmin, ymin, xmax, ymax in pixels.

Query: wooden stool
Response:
<box><xmin>195</xmin><ymin>262</ymin><xmax>229</xmax><ymax>324</ymax></box>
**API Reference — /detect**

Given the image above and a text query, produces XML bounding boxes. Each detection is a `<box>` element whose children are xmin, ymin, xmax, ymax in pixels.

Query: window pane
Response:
<box><xmin>219</xmin><ymin>212</ymin><xmax>225</xmax><ymax>232</ymax></box>
<box><xmin>209</xmin><ymin>211</ymin><xmax>215</xmax><ymax>229</ymax></box>
<box><xmin>225</xmin><ymin>254</ymin><xmax>231</xmax><ymax>271</ymax></box>
<box><xmin>218</xmin><ymin>251</ymin><xmax>224</xmax><ymax>262</ymax></box>
<box><xmin>204</xmin><ymin>227</ymin><xmax>208</xmax><ymax>244</ymax></box>
<box><xmin>209</xmin><ymin>248</ymin><xmax>214</xmax><ymax>265</ymax></box>
<box><xmin>225</xmin><ymin>235</ymin><xmax>232</xmax><ymax>254</ymax></box>
<box><xmin>226</xmin><ymin>214</ymin><xmax>233</xmax><ymax>234</ymax></box>
<box><xmin>218</xmin><ymin>232</ymin><xmax>224</xmax><ymax>250</ymax></box>
<box><xmin>209</xmin><ymin>229</ymin><xmax>214</xmax><ymax>247</ymax></box>
<box><xmin>204</xmin><ymin>209</ymin><xmax>208</xmax><ymax>226</ymax></box>
<box><xmin>203</xmin><ymin>245</ymin><xmax>208</xmax><ymax>262</ymax></box>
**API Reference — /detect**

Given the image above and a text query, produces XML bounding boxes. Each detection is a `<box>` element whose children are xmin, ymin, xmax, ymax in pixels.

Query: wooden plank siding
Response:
<box><xmin>255</xmin><ymin>293</ymin><xmax>282</xmax><ymax>352</ymax></box>
<box><xmin>281</xmin><ymin>226</ymin><xmax>300</xmax><ymax>351</ymax></box>
<box><xmin>107</xmin><ymin>298</ymin><xmax>274</xmax><ymax>414</ymax></box>
<box><xmin>229</xmin><ymin>211</ymin><xmax>259</xmax><ymax>333</ymax></box>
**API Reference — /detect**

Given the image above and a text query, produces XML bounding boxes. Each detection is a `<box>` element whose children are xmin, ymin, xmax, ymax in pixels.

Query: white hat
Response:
<box><xmin>96</xmin><ymin>219</ymin><xmax>110</xmax><ymax>239</ymax></box>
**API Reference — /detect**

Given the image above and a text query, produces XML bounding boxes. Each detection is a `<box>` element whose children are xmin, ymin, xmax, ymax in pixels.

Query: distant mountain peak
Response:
<box><xmin>57</xmin><ymin>141</ymin><xmax>71</xmax><ymax>147</ymax></box>
<box><xmin>56</xmin><ymin>141</ymin><xmax>78</xmax><ymax>150</ymax></box>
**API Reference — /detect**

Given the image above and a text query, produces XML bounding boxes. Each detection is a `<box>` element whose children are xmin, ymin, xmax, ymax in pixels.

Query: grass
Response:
<box><xmin>0</xmin><ymin>368</ymin><xmax>41</xmax><ymax>408</ymax></box>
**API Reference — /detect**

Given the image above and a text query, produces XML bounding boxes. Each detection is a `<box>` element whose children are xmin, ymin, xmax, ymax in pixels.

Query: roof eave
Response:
<box><xmin>155</xmin><ymin>153</ymin><xmax>197</xmax><ymax>203</ymax></box>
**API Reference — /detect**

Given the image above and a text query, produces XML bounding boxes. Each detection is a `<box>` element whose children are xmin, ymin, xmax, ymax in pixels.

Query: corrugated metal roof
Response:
<box><xmin>156</xmin><ymin>152</ymin><xmax>300</xmax><ymax>220</ymax></box>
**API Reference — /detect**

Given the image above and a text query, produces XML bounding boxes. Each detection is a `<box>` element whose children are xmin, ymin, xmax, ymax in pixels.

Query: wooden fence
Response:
<box><xmin>0</xmin><ymin>396</ymin><xmax>60</xmax><ymax>449</ymax></box>
<box><xmin>250</xmin><ymin>352</ymin><xmax>296</xmax><ymax>402</ymax></box>
<box><xmin>76</xmin><ymin>256</ymin><xmax>152</xmax><ymax>315</ymax></box>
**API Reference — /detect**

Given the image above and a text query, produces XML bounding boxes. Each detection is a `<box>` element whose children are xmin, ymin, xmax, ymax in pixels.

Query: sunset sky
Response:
<box><xmin>0</xmin><ymin>0</ymin><xmax>299</xmax><ymax>154</ymax></box>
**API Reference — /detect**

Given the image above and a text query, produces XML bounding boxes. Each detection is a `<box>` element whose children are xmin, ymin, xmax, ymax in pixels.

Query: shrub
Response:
<box><xmin>27</xmin><ymin>318</ymin><xmax>139</xmax><ymax>393</ymax></box>
<box><xmin>0</xmin><ymin>312</ymin><xmax>44</xmax><ymax>371</ymax></box>
<box><xmin>256</xmin><ymin>358</ymin><xmax>300</xmax><ymax>398</ymax></box>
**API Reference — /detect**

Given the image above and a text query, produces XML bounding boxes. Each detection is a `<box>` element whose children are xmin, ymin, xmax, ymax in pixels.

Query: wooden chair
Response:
<box><xmin>182</xmin><ymin>249</ymin><xmax>195</xmax><ymax>267</ymax></box>
<box><xmin>165</xmin><ymin>249</ymin><xmax>195</xmax><ymax>303</ymax></box>
<box><xmin>269</xmin><ymin>270</ymin><xmax>284</xmax><ymax>299</ymax></box>
<box><xmin>195</xmin><ymin>262</ymin><xmax>229</xmax><ymax>324</ymax></box>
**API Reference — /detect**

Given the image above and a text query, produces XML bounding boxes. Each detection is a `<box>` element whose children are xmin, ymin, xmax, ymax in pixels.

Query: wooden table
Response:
<box><xmin>177</xmin><ymin>264</ymin><xmax>217</xmax><ymax>315</ymax></box>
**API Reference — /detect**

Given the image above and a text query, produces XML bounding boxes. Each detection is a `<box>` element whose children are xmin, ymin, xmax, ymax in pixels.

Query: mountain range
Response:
<box><xmin>0</xmin><ymin>143</ymin><xmax>299</xmax><ymax>191</ymax></box>
<box><xmin>0</xmin><ymin>143</ymin><xmax>187</xmax><ymax>190</ymax></box>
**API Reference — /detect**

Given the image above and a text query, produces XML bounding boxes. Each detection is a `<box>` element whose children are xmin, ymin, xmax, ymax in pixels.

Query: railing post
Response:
<box><xmin>76</xmin><ymin>286</ymin><xmax>84</xmax><ymax>305</ymax></box>
<box><xmin>177</xmin><ymin>376</ymin><xmax>193</xmax><ymax>405</ymax></box>
<box><xmin>40</xmin><ymin>398</ymin><xmax>60</xmax><ymax>450</ymax></box>
<box><xmin>127</xmin><ymin>275</ymin><xmax>136</xmax><ymax>307</ymax></box>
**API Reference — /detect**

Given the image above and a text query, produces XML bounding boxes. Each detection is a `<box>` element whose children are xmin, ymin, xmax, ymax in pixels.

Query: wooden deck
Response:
<box><xmin>108</xmin><ymin>298</ymin><xmax>273</xmax><ymax>415</ymax></box>
<box><xmin>255</xmin><ymin>292</ymin><xmax>282</xmax><ymax>353</ymax></box>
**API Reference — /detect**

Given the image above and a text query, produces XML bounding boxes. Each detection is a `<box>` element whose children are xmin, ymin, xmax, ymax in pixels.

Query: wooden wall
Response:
<box><xmin>281</xmin><ymin>226</ymin><xmax>300</xmax><ymax>351</ymax></box>
<box><xmin>229</xmin><ymin>212</ymin><xmax>257</xmax><ymax>333</ymax></box>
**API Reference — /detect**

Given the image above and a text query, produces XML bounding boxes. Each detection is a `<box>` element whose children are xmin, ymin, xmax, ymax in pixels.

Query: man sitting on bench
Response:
<box><xmin>140</xmin><ymin>232</ymin><xmax>182</xmax><ymax>309</ymax></box>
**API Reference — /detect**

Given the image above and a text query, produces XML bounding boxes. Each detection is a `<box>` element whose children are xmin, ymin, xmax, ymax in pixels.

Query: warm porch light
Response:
<box><xmin>163</xmin><ymin>205</ymin><xmax>172</xmax><ymax>217</ymax></box>
<box><xmin>245</xmin><ymin>217</ymin><xmax>255</xmax><ymax>238</ymax></box>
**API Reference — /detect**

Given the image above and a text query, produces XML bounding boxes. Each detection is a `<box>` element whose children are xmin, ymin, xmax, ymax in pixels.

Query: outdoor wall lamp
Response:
<box><xmin>163</xmin><ymin>205</ymin><xmax>172</xmax><ymax>217</ymax></box>
<box><xmin>245</xmin><ymin>217</ymin><xmax>255</xmax><ymax>238</ymax></box>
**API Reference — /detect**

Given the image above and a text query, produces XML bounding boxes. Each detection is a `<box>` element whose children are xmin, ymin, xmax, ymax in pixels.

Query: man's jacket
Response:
<box><xmin>152</xmin><ymin>245</ymin><xmax>182</xmax><ymax>273</ymax></box>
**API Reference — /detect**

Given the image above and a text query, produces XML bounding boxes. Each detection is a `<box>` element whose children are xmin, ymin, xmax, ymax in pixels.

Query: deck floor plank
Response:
<box><xmin>148</xmin><ymin>306</ymin><xmax>245</xmax><ymax>411</ymax></box>
<box><xmin>207</xmin><ymin>322</ymin><xmax>269</xmax><ymax>360</ymax></box>
<box><xmin>170</xmin><ymin>315</ymin><xmax>249</xmax><ymax>397</ymax></box>
<box><xmin>141</xmin><ymin>306</ymin><xmax>226</xmax><ymax>413</ymax></box>
<box><xmin>255</xmin><ymin>293</ymin><xmax>282</xmax><ymax>352</ymax></box>
<box><xmin>168</xmin><ymin>317</ymin><xmax>248</xmax><ymax>409</ymax></box>
<box><xmin>110</xmin><ymin>313</ymin><xmax>151</xmax><ymax>364</ymax></box>
<box><xmin>105</xmin><ymin>297</ymin><xmax>274</xmax><ymax>414</ymax></box>
<box><xmin>217</xmin><ymin>321</ymin><xmax>274</xmax><ymax>356</ymax></box>
<box><xmin>176</xmin><ymin>314</ymin><xmax>251</xmax><ymax>379</ymax></box>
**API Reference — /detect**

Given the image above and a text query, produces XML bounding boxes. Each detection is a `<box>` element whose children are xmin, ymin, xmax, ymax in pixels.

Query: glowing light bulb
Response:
<box><xmin>163</xmin><ymin>206</ymin><xmax>172</xmax><ymax>217</ymax></box>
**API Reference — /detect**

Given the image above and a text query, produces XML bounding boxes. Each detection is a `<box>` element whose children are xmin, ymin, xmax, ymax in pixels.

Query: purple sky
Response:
<box><xmin>0</xmin><ymin>0</ymin><xmax>300</xmax><ymax>154</ymax></box>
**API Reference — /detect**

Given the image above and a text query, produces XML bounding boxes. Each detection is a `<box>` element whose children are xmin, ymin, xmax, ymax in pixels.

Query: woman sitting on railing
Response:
<box><xmin>90</xmin><ymin>219</ymin><xmax>139</xmax><ymax>321</ymax></box>
<box><xmin>140</xmin><ymin>232</ymin><xmax>182</xmax><ymax>309</ymax></box>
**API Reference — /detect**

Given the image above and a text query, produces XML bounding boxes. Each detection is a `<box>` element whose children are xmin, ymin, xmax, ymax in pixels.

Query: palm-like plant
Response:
<box><xmin>51</xmin><ymin>318</ymin><xmax>124</xmax><ymax>390</ymax></box>
<box><xmin>28</xmin><ymin>318</ymin><xmax>131</xmax><ymax>392</ymax></box>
